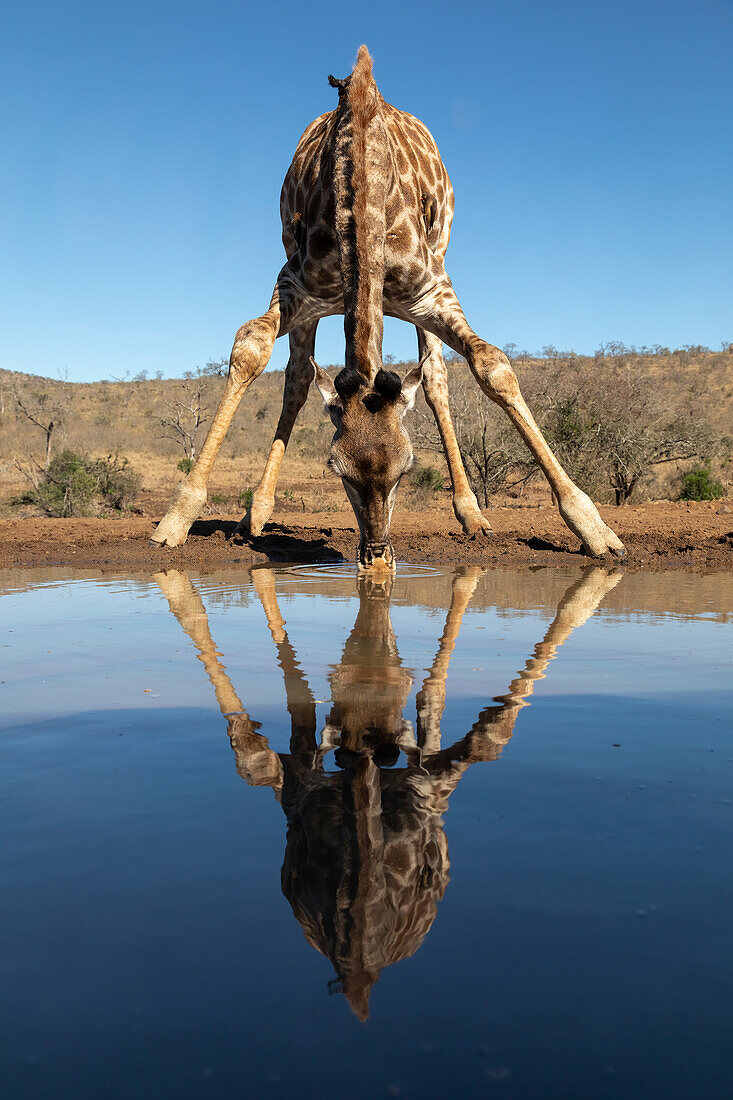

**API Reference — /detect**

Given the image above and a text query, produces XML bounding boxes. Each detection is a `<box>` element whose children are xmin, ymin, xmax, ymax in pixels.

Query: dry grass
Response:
<box><xmin>2</xmin><ymin>345</ymin><xmax>731</xmax><ymax>518</ymax></box>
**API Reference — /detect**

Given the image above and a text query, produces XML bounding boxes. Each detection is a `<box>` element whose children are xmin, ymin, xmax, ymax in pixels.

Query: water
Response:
<box><xmin>1</xmin><ymin>564</ymin><xmax>732</xmax><ymax>1099</ymax></box>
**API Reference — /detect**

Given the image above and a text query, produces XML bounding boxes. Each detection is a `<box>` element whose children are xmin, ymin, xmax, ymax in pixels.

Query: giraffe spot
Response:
<box><xmin>385</xmin><ymin>192</ymin><xmax>401</xmax><ymax>224</ymax></box>
<box><xmin>415</xmin><ymin>149</ymin><xmax>428</xmax><ymax>173</ymax></box>
<box><xmin>409</xmin><ymin>125</ymin><xmax>426</xmax><ymax>151</ymax></box>
<box><xmin>394</xmin><ymin>145</ymin><xmax>409</xmax><ymax>175</ymax></box>
<box><xmin>387</xmin><ymin>220</ymin><xmax>414</xmax><ymax>255</ymax></box>
<box><xmin>404</xmin><ymin>142</ymin><xmax>419</xmax><ymax>173</ymax></box>
<box><xmin>308</xmin><ymin>229</ymin><xmax>334</xmax><ymax>261</ymax></box>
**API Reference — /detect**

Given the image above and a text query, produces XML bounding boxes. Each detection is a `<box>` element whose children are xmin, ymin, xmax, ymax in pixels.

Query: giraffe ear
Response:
<box><xmin>399</xmin><ymin>362</ymin><xmax>424</xmax><ymax>412</ymax></box>
<box><xmin>311</xmin><ymin>358</ymin><xmax>341</xmax><ymax>412</ymax></box>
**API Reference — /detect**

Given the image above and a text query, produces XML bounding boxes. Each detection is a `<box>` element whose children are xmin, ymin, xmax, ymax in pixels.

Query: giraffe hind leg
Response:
<box><xmin>417</xmin><ymin>329</ymin><xmax>491</xmax><ymax>536</ymax></box>
<box><xmin>403</xmin><ymin>279</ymin><xmax>625</xmax><ymax>559</ymax></box>
<box><xmin>235</xmin><ymin>322</ymin><xmax>317</xmax><ymax>539</ymax></box>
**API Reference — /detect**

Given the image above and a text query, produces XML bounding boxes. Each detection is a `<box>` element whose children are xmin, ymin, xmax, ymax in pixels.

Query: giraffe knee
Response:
<box><xmin>470</xmin><ymin>344</ymin><xmax>520</xmax><ymax>406</ymax></box>
<box><xmin>421</xmin><ymin>365</ymin><xmax>448</xmax><ymax>404</ymax></box>
<box><xmin>229</xmin><ymin>316</ymin><xmax>277</xmax><ymax>386</ymax></box>
<box><xmin>419</xmin><ymin>348</ymin><xmax>449</xmax><ymax>403</ymax></box>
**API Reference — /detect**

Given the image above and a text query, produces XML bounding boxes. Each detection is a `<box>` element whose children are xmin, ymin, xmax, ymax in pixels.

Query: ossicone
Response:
<box><xmin>373</xmin><ymin>369</ymin><xmax>402</xmax><ymax>401</ymax></box>
<box><xmin>334</xmin><ymin>366</ymin><xmax>364</xmax><ymax>400</ymax></box>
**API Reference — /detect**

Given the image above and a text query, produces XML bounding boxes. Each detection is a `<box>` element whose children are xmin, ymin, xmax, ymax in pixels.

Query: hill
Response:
<box><xmin>1</xmin><ymin>344</ymin><xmax>731</xmax><ymax>520</ymax></box>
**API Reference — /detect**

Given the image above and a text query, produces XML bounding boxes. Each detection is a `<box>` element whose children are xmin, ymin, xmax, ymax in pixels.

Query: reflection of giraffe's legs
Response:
<box><xmin>153</xmin><ymin>569</ymin><xmax>283</xmax><ymax>790</ymax></box>
<box><xmin>152</xmin><ymin>270</ymin><xmax>316</xmax><ymax>548</ymax></box>
<box><xmin>466</xmin><ymin>565</ymin><xmax>624</xmax><ymax>760</ymax></box>
<box><xmin>497</xmin><ymin>565</ymin><xmax>624</xmax><ymax>705</ymax></box>
<box><xmin>417</xmin><ymin>329</ymin><xmax>491</xmax><ymax>536</ymax></box>
<box><xmin>154</xmin><ymin>568</ymin><xmax>244</xmax><ymax>715</ymax></box>
<box><xmin>404</xmin><ymin>282</ymin><xmax>626</xmax><ymax>559</ymax></box>
<box><xmin>251</xmin><ymin>569</ymin><xmax>317</xmax><ymax>756</ymax></box>
<box><xmin>416</xmin><ymin>565</ymin><xmax>485</xmax><ymax>755</ymax></box>
<box><xmin>421</xmin><ymin>565</ymin><xmax>624</xmax><ymax>779</ymax></box>
<box><xmin>238</xmin><ymin>322</ymin><xmax>318</xmax><ymax>538</ymax></box>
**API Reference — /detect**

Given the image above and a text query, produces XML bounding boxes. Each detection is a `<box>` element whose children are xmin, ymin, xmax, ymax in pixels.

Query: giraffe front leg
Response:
<box><xmin>417</xmin><ymin>329</ymin><xmax>492</xmax><ymax>536</ymax></box>
<box><xmin>152</xmin><ymin>275</ymin><xmax>301</xmax><ymax>548</ymax></box>
<box><xmin>235</xmin><ymin>322</ymin><xmax>317</xmax><ymax>539</ymax></box>
<box><xmin>153</xmin><ymin>568</ymin><xmax>284</xmax><ymax>791</ymax></box>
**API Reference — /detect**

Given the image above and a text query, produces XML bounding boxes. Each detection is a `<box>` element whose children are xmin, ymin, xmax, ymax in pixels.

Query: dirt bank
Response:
<box><xmin>1</xmin><ymin>500</ymin><xmax>731</xmax><ymax>572</ymax></box>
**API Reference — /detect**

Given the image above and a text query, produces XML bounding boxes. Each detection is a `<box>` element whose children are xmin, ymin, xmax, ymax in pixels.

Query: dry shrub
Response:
<box><xmin>17</xmin><ymin>450</ymin><xmax>140</xmax><ymax>517</ymax></box>
<box><xmin>415</xmin><ymin>348</ymin><xmax>730</xmax><ymax>505</ymax></box>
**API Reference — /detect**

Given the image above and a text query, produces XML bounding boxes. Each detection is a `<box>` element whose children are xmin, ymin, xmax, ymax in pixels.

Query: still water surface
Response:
<box><xmin>1</xmin><ymin>565</ymin><xmax>732</xmax><ymax>1098</ymax></box>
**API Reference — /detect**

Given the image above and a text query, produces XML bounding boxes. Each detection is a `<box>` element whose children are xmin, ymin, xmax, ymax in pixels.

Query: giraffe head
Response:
<box><xmin>312</xmin><ymin>359</ymin><xmax>423</xmax><ymax>571</ymax></box>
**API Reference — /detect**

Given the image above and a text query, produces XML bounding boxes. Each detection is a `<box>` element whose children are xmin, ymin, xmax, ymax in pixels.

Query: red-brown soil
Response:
<box><xmin>1</xmin><ymin>500</ymin><xmax>731</xmax><ymax>572</ymax></box>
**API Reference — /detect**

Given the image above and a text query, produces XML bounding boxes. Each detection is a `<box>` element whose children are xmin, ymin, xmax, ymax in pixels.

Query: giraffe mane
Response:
<box><xmin>331</xmin><ymin>45</ymin><xmax>388</xmax><ymax>383</ymax></box>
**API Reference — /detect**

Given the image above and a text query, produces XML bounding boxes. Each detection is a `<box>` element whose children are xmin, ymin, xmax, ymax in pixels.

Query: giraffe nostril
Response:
<box><xmin>364</xmin><ymin>542</ymin><xmax>394</xmax><ymax>568</ymax></box>
<box><xmin>373</xmin><ymin>743</ymin><xmax>400</xmax><ymax>767</ymax></box>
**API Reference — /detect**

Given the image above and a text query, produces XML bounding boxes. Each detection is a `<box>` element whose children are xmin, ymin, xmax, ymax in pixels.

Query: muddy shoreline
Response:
<box><xmin>1</xmin><ymin>500</ymin><xmax>731</xmax><ymax>572</ymax></box>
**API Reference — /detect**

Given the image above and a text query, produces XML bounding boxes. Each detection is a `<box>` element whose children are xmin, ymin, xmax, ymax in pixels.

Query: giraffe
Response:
<box><xmin>154</xmin><ymin>563</ymin><xmax>622</xmax><ymax>1018</ymax></box>
<box><xmin>151</xmin><ymin>46</ymin><xmax>626</xmax><ymax>568</ymax></box>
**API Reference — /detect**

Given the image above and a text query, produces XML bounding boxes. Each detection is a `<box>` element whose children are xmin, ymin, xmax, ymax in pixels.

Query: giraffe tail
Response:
<box><xmin>331</xmin><ymin>45</ymin><xmax>389</xmax><ymax>382</ymax></box>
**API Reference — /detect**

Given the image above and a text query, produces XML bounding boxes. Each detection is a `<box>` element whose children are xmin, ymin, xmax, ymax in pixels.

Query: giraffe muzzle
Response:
<box><xmin>359</xmin><ymin>541</ymin><xmax>395</xmax><ymax>572</ymax></box>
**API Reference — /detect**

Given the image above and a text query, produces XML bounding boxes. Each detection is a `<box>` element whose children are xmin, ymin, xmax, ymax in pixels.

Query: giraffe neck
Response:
<box><xmin>331</xmin><ymin>47</ymin><xmax>389</xmax><ymax>381</ymax></box>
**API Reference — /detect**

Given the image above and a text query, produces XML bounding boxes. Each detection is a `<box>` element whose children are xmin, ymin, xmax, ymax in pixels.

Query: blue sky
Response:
<box><xmin>1</xmin><ymin>0</ymin><xmax>731</xmax><ymax>382</ymax></box>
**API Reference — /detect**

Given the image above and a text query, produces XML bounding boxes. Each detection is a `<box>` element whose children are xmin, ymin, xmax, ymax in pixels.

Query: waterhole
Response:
<box><xmin>2</xmin><ymin>565</ymin><xmax>732</xmax><ymax>1098</ymax></box>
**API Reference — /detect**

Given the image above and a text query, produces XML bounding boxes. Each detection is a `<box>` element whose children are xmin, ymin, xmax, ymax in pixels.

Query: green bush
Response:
<box><xmin>19</xmin><ymin>450</ymin><xmax>140</xmax><ymax>517</ymax></box>
<box><xmin>679</xmin><ymin>465</ymin><xmax>724</xmax><ymax>501</ymax></box>
<box><xmin>238</xmin><ymin>488</ymin><xmax>253</xmax><ymax>508</ymax></box>
<box><xmin>34</xmin><ymin>451</ymin><xmax>98</xmax><ymax>516</ymax></box>
<box><xmin>411</xmin><ymin>465</ymin><xmax>444</xmax><ymax>494</ymax></box>
<box><xmin>177</xmin><ymin>456</ymin><xmax>193</xmax><ymax>474</ymax></box>
<box><xmin>93</xmin><ymin>454</ymin><xmax>141</xmax><ymax>509</ymax></box>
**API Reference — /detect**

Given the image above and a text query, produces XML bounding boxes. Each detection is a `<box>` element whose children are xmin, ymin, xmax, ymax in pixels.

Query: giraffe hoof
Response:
<box><xmin>236</xmin><ymin>497</ymin><xmax>275</xmax><ymax>539</ymax></box>
<box><xmin>150</xmin><ymin>520</ymin><xmax>189</xmax><ymax>548</ymax></box>
<box><xmin>452</xmin><ymin>495</ymin><xmax>492</xmax><ymax>537</ymax></box>
<box><xmin>232</xmin><ymin>513</ymin><xmax>251</xmax><ymax>540</ymax></box>
<box><xmin>585</xmin><ymin>540</ymin><xmax>627</xmax><ymax>561</ymax></box>
<box><xmin>558</xmin><ymin>491</ymin><xmax>626</xmax><ymax>560</ymax></box>
<box><xmin>455</xmin><ymin>507</ymin><xmax>493</xmax><ymax>537</ymax></box>
<box><xmin>151</xmin><ymin>483</ymin><xmax>207</xmax><ymax>547</ymax></box>
<box><xmin>467</xmin><ymin>517</ymin><xmax>493</xmax><ymax>537</ymax></box>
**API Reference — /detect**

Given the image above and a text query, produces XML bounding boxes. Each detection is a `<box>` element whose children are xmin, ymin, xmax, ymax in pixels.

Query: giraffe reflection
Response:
<box><xmin>155</xmin><ymin>566</ymin><xmax>621</xmax><ymax>1020</ymax></box>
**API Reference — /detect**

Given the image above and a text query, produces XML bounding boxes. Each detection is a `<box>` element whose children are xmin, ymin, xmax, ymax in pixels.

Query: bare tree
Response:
<box><xmin>415</xmin><ymin>354</ymin><xmax>725</xmax><ymax>507</ymax></box>
<box><xmin>195</xmin><ymin>356</ymin><xmax>229</xmax><ymax>378</ymax></box>
<box><xmin>12</xmin><ymin>388</ymin><xmax>65</xmax><ymax>470</ymax></box>
<box><xmin>530</xmin><ymin>358</ymin><xmax>721</xmax><ymax>505</ymax></box>
<box><xmin>158</xmin><ymin>383</ymin><xmax>210</xmax><ymax>462</ymax></box>
<box><xmin>414</xmin><ymin>369</ymin><xmax>534</xmax><ymax>505</ymax></box>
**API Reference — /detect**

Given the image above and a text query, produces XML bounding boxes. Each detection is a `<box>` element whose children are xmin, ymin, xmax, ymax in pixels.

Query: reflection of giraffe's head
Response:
<box><xmin>281</xmin><ymin>755</ymin><xmax>450</xmax><ymax>1021</ymax></box>
<box><xmin>312</xmin><ymin>359</ymin><xmax>423</xmax><ymax>571</ymax></box>
<box><xmin>325</xmin><ymin>573</ymin><xmax>413</xmax><ymax>754</ymax></box>
<box><xmin>277</xmin><ymin>573</ymin><xmax>457</xmax><ymax>1020</ymax></box>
